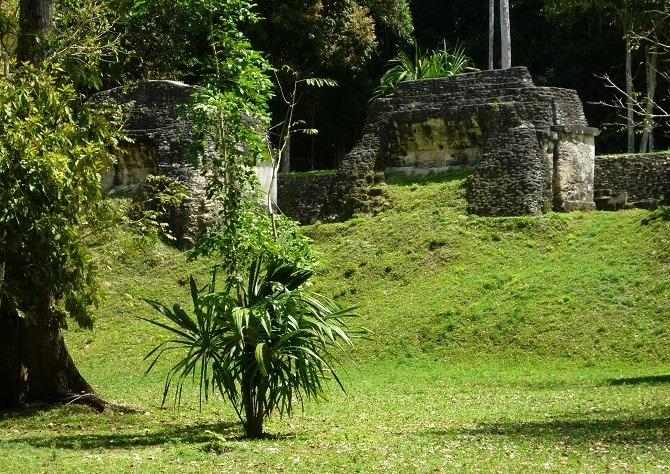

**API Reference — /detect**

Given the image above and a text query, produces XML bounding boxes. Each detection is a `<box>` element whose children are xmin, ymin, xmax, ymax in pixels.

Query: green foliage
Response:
<box><xmin>123</xmin><ymin>175</ymin><xmax>189</xmax><ymax>240</ymax></box>
<box><xmin>372</xmin><ymin>40</ymin><xmax>476</xmax><ymax>100</ymax></box>
<box><xmin>174</xmin><ymin>10</ymin><xmax>319</xmax><ymax>286</ymax></box>
<box><xmin>0</xmin><ymin>64</ymin><xmax>123</xmax><ymax>327</ymax></box>
<box><xmin>1</xmin><ymin>0</ymin><xmax>121</xmax><ymax>89</ymax></box>
<box><xmin>642</xmin><ymin>205</ymin><xmax>670</xmax><ymax>223</ymax></box>
<box><xmin>184</xmin><ymin>82</ymin><xmax>312</xmax><ymax>285</ymax></box>
<box><xmin>117</xmin><ymin>0</ymin><xmax>265</xmax><ymax>83</ymax></box>
<box><xmin>50</xmin><ymin>0</ymin><xmax>123</xmax><ymax>90</ymax></box>
<box><xmin>363</xmin><ymin>0</ymin><xmax>414</xmax><ymax>41</ymax></box>
<box><xmin>0</xmin><ymin>1</ymin><xmax>18</xmax><ymax>65</ymax></box>
<box><xmin>142</xmin><ymin>257</ymin><xmax>362</xmax><ymax>438</ymax></box>
<box><xmin>250</xmin><ymin>0</ymin><xmax>379</xmax><ymax>74</ymax></box>
<box><xmin>135</xmin><ymin>2</ymin><xmax>339</xmax><ymax>439</ymax></box>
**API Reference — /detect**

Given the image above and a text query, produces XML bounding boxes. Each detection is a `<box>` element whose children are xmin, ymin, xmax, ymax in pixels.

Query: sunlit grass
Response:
<box><xmin>2</xmin><ymin>169</ymin><xmax>669</xmax><ymax>472</ymax></box>
<box><xmin>2</xmin><ymin>359</ymin><xmax>669</xmax><ymax>473</ymax></box>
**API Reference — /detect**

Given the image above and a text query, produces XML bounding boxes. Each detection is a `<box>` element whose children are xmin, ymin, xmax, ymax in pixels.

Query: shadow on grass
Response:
<box><xmin>3</xmin><ymin>420</ymin><xmax>241</xmax><ymax>450</ymax></box>
<box><xmin>438</xmin><ymin>408</ymin><xmax>670</xmax><ymax>446</ymax></box>
<box><xmin>385</xmin><ymin>168</ymin><xmax>474</xmax><ymax>186</ymax></box>
<box><xmin>607</xmin><ymin>374</ymin><xmax>670</xmax><ymax>386</ymax></box>
<box><xmin>0</xmin><ymin>403</ymin><xmax>250</xmax><ymax>449</ymax></box>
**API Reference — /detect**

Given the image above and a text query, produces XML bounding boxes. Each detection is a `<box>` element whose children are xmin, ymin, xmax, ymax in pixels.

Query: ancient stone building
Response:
<box><xmin>315</xmin><ymin>66</ymin><xmax>599</xmax><ymax>221</ymax></box>
<box><xmin>92</xmin><ymin>80</ymin><xmax>275</xmax><ymax>246</ymax></box>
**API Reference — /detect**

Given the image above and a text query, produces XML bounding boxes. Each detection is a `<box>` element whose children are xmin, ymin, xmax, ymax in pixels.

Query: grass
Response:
<box><xmin>307</xmin><ymin>171</ymin><xmax>670</xmax><ymax>364</ymax></box>
<box><xmin>2</xmin><ymin>169</ymin><xmax>670</xmax><ymax>472</ymax></box>
<box><xmin>2</xmin><ymin>360</ymin><xmax>670</xmax><ymax>473</ymax></box>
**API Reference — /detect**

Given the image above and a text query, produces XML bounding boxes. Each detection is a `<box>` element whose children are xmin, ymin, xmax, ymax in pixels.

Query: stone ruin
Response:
<box><xmin>594</xmin><ymin>153</ymin><xmax>670</xmax><ymax>210</ymax></box>
<box><xmin>95</xmin><ymin>71</ymin><xmax>665</xmax><ymax>235</ymax></box>
<box><xmin>317</xmin><ymin>66</ymin><xmax>599</xmax><ymax>221</ymax></box>
<box><xmin>92</xmin><ymin>80</ymin><xmax>275</xmax><ymax>246</ymax></box>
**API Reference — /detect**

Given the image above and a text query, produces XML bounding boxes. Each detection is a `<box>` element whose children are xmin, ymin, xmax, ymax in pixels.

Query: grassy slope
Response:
<box><xmin>306</xmin><ymin>171</ymin><xmax>670</xmax><ymax>364</ymax></box>
<box><xmin>2</xmin><ymin>170</ymin><xmax>670</xmax><ymax>473</ymax></box>
<box><xmin>68</xmin><ymin>169</ymin><xmax>670</xmax><ymax>404</ymax></box>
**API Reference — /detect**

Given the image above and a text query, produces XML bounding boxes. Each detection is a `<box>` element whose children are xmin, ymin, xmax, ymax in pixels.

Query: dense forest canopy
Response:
<box><xmin>2</xmin><ymin>0</ymin><xmax>665</xmax><ymax>164</ymax></box>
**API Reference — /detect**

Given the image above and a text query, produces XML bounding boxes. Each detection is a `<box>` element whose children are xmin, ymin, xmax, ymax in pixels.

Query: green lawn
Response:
<box><xmin>1</xmin><ymin>360</ymin><xmax>669</xmax><ymax>473</ymax></box>
<box><xmin>1</xmin><ymin>170</ymin><xmax>669</xmax><ymax>473</ymax></box>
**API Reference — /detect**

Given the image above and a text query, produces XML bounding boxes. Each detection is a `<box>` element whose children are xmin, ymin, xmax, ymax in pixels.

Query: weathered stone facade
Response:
<box><xmin>277</xmin><ymin>173</ymin><xmax>334</xmax><ymax>224</ymax></box>
<box><xmin>594</xmin><ymin>153</ymin><xmax>670</xmax><ymax>210</ymax></box>
<box><xmin>92</xmin><ymin>80</ymin><xmax>275</xmax><ymax>246</ymax></box>
<box><xmin>317</xmin><ymin>67</ymin><xmax>598</xmax><ymax>221</ymax></box>
<box><xmin>93</xmin><ymin>81</ymin><xmax>207</xmax><ymax>246</ymax></box>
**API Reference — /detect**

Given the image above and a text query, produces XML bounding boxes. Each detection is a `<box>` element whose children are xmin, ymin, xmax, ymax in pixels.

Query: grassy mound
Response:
<box><xmin>306</xmin><ymin>170</ymin><xmax>670</xmax><ymax>364</ymax></box>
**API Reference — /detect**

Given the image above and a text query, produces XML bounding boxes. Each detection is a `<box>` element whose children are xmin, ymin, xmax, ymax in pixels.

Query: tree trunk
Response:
<box><xmin>640</xmin><ymin>45</ymin><xmax>658</xmax><ymax>153</ymax></box>
<box><xmin>16</xmin><ymin>0</ymin><xmax>54</xmax><ymax>66</ymax></box>
<box><xmin>0</xmin><ymin>290</ymin><xmax>28</xmax><ymax>407</ymax></box>
<box><xmin>241</xmin><ymin>368</ymin><xmax>265</xmax><ymax>438</ymax></box>
<box><xmin>0</xmin><ymin>293</ymin><xmax>106</xmax><ymax>411</ymax></box>
<box><xmin>489</xmin><ymin>0</ymin><xmax>495</xmax><ymax>70</ymax></box>
<box><xmin>499</xmin><ymin>0</ymin><xmax>511</xmax><ymax>69</ymax></box>
<box><xmin>280</xmin><ymin>134</ymin><xmax>291</xmax><ymax>173</ymax></box>
<box><xmin>624</xmin><ymin>15</ymin><xmax>635</xmax><ymax>153</ymax></box>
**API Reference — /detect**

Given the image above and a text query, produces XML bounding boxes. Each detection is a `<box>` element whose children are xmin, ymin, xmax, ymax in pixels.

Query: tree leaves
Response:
<box><xmin>372</xmin><ymin>40</ymin><xmax>476</xmax><ymax>100</ymax></box>
<box><xmin>0</xmin><ymin>65</ymin><xmax>123</xmax><ymax>328</ymax></box>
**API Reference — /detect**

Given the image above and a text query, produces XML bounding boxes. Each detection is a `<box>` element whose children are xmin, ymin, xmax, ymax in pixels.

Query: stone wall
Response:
<box><xmin>277</xmin><ymin>173</ymin><xmax>334</xmax><ymax>224</ymax></box>
<box><xmin>316</xmin><ymin>67</ymin><xmax>597</xmax><ymax>221</ymax></box>
<box><xmin>320</xmin><ymin>100</ymin><xmax>393</xmax><ymax>221</ymax></box>
<box><xmin>92</xmin><ymin>80</ymin><xmax>276</xmax><ymax>246</ymax></box>
<box><xmin>594</xmin><ymin>153</ymin><xmax>670</xmax><ymax>209</ymax></box>
<box><xmin>93</xmin><ymin>81</ymin><xmax>207</xmax><ymax>246</ymax></box>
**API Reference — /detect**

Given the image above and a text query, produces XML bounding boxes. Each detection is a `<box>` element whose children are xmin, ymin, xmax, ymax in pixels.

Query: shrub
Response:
<box><xmin>142</xmin><ymin>256</ymin><xmax>364</xmax><ymax>438</ymax></box>
<box><xmin>372</xmin><ymin>41</ymin><xmax>476</xmax><ymax>100</ymax></box>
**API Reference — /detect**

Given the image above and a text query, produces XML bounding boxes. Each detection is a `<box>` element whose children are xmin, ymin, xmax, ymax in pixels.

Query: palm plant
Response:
<box><xmin>372</xmin><ymin>41</ymin><xmax>477</xmax><ymax>100</ymax></box>
<box><xmin>142</xmin><ymin>257</ymin><xmax>362</xmax><ymax>438</ymax></box>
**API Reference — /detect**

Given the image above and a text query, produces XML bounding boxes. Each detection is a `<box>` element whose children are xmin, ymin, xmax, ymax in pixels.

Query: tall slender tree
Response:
<box><xmin>16</xmin><ymin>0</ymin><xmax>53</xmax><ymax>66</ymax></box>
<box><xmin>639</xmin><ymin>44</ymin><xmax>658</xmax><ymax>152</ymax></box>
<box><xmin>489</xmin><ymin>0</ymin><xmax>495</xmax><ymax>70</ymax></box>
<box><xmin>623</xmin><ymin>6</ymin><xmax>635</xmax><ymax>152</ymax></box>
<box><xmin>500</xmin><ymin>0</ymin><xmax>511</xmax><ymax>69</ymax></box>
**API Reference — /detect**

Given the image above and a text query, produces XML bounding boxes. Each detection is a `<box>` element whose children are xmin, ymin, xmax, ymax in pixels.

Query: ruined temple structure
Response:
<box><xmin>92</xmin><ymin>80</ymin><xmax>275</xmax><ymax>247</ymax></box>
<box><xmin>91</xmin><ymin>81</ymin><xmax>207</xmax><ymax>246</ymax></box>
<box><xmin>319</xmin><ymin>66</ymin><xmax>599</xmax><ymax>220</ymax></box>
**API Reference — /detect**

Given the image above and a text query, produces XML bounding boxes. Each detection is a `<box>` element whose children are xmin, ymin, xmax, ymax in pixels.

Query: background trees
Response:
<box><xmin>411</xmin><ymin>0</ymin><xmax>668</xmax><ymax>155</ymax></box>
<box><xmin>245</xmin><ymin>0</ymin><xmax>413</xmax><ymax>169</ymax></box>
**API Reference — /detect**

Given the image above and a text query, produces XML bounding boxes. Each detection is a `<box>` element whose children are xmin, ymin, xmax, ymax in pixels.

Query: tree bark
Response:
<box><xmin>640</xmin><ymin>45</ymin><xmax>658</xmax><ymax>153</ymax></box>
<box><xmin>0</xmin><ymin>290</ymin><xmax>106</xmax><ymax>411</ymax></box>
<box><xmin>489</xmin><ymin>0</ymin><xmax>495</xmax><ymax>70</ymax></box>
<box><xmin>499</xmin><ymin>0</ymin><xmax>511</xmax><ymax>69</ymax></box>
<box><xmin>241</xmin><ymin>367</ymin><xmax>266</xmax><ymax>438</ymax></box>
<box><xmin>624</xmin><ymin>12</ymin><xmax>635</xmax><ymax>153</ymax></box>
<box><xmin>280</xmin><ymin>134</ymin><xmax>291</xmax><ymax>173</ymax></box>
<box><xmin>16</xmin><ymin>0</ymin><xmax>54</xmax><ymax>66</ymax></box>
<box><xmin>0</xmin><ymin>292</ymin><xmax>29</xmax><ymax>407</ymax></box>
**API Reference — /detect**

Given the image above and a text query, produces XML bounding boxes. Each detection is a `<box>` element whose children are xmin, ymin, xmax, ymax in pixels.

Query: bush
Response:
<box><xmin>372</xmin><ymin>41</ymin><xmax>476</xmax><ymax>100</ymax></box>
<box><xmin>142</xmin><ymin>256</ymin><xmax>364</xmax><ymax>438</ymax></box>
